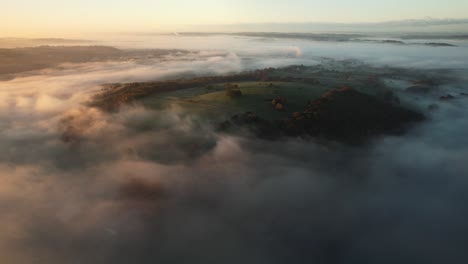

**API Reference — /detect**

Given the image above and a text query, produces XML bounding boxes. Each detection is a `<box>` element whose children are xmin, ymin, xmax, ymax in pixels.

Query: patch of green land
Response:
<box><xmin>139</xmin><ymin>81</ymin><xmax>329</xmax><ymax>121</ymax></box>
<box><xmin>91</xmin><ymin>63</ymin><xmax>444</xmax><ymax>120</ymax></box>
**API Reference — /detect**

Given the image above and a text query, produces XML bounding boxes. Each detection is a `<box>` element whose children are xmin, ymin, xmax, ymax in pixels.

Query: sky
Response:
<box><xmin>2</xmin><ymin>0</ymin><xmax>468</xmax><ymax>37</ymax></box>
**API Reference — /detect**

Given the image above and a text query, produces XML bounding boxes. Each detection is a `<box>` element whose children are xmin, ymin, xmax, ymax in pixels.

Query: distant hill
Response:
<box><xmin>0</xmin><ymin>46</ymin><xmax>189</xmax><ymax>77</ymax></box>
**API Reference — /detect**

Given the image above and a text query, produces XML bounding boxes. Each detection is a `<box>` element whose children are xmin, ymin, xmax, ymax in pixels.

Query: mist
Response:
<box><xmin>1</xmin><ymin>34</ymin><xmax>468</xmax><ymax>264</ymax></box>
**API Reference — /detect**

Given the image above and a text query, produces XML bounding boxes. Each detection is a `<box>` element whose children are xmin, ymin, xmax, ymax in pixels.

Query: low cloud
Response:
<box><xmin>1</xmin><ymin>37</ymin><xmax>468</xmax><ymax>263</ymax></box>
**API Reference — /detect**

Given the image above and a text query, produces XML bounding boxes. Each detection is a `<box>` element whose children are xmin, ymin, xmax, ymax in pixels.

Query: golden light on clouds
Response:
<box><xmin>2</xmin><ymin>0</ymin><xmax>468</xmax><ymax>37</ymax></box>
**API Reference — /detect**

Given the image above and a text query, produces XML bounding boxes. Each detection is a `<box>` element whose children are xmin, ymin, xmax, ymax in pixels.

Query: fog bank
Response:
<box><xmin>1</xmin><ymin>35</ymin><xmax>468</xmax><ymax>264</ymax></box>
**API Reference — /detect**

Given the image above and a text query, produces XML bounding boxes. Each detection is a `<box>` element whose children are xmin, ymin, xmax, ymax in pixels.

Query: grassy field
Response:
<box><xmin>139</xmin><ymin>81</ymin><xmax>331</xmax><ymax>121</ymax></box>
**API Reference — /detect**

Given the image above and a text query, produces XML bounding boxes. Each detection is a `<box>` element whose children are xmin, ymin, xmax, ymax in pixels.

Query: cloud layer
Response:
<box><xmin>1</xmin><ymin>36</ymin><xmax>468</xmax><ymax>264</ymax></box>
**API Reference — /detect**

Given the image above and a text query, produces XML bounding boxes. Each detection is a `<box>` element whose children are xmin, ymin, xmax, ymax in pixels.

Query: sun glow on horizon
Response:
<box><xmin>3</xmin><ymin>0</ymin><xmax>468</xmax><ymax>37</ymax></box>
